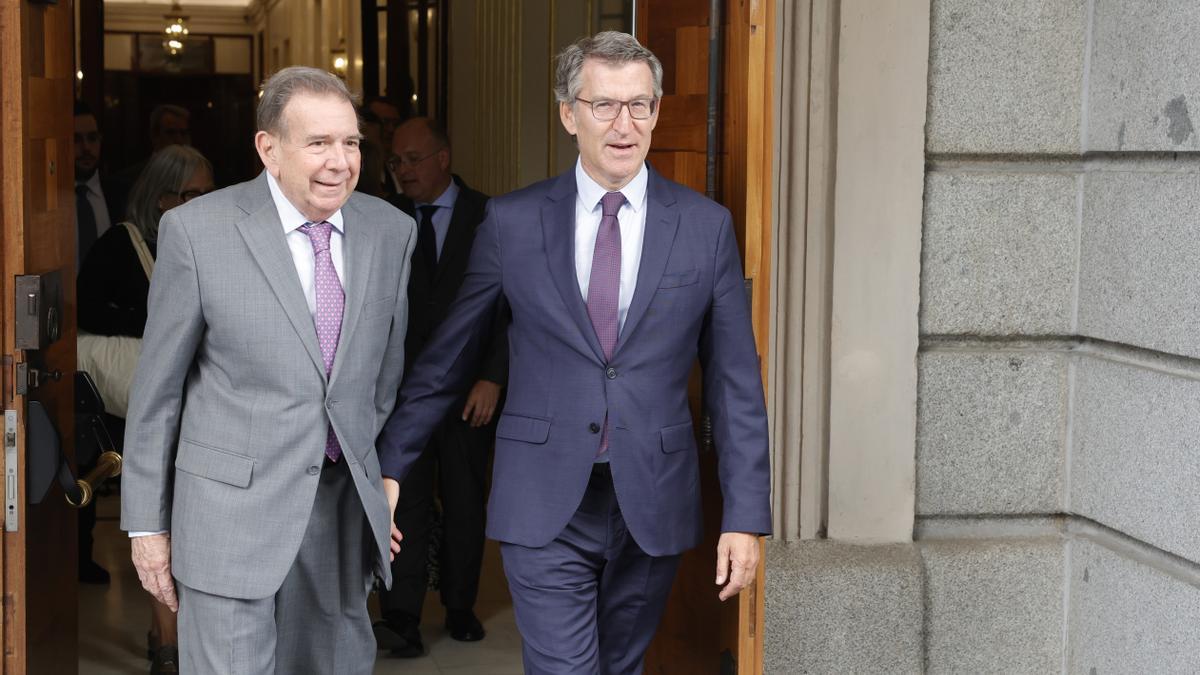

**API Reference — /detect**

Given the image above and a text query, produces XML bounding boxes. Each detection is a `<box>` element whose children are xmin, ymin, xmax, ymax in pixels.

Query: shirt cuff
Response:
<box><xmin>128</xmin><ymin>530</ymin><xmax>168</xmax><ymax>538</ymax></box>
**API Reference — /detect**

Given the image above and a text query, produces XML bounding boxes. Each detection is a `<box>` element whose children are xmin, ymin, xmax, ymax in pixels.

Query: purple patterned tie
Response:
<box><xmin>586</xmin><ymin>191</ymin><xmax>625</xmax><ymax>456</ymax></box>
<box><xmin>301</xmin><ymin>221</ymin><xmax>344</xmax><ymax>462</ymax></box>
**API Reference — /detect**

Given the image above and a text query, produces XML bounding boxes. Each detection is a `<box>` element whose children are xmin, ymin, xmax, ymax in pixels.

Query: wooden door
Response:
<box><xmin>1</xmin><ymin>0</ymin><xmax>81</xmax><ymax>672</ymax></box>
<box><xmin>638</xmin><ymin>1</ymin><xmax>774</xmax><ymax>673</ymax></box>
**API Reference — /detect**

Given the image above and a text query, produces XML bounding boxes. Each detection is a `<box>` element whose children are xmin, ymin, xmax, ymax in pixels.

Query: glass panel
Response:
<box><xmin>103</xmin><ymin>33</ymin><xmax>135</xmax><ymax>71</ymax></box>
<box><xmin>378</xmin><ymin>9</ymin><xmax>388</xmax><ymax>97</ymax></box>
<box><xmin>137</xmin><ymin>34</ymin><xmax>212</xmax><ymax>74</ymax></box>
<box><xmin>213</xmin><ymin>37</ymin><xmax>252</xmax><ymax>75</ymax></box>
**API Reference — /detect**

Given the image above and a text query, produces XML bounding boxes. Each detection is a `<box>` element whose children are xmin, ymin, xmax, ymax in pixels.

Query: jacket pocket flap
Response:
<box><xmin>658</xmin><ymin>269</ymin><xmax>699</xmax><ymax>289</ymax></box>
<box><xmin>176</xmin><ymin>440</ymin><xmax>254</xmax><ymax>488</ymax></box>
<box><xmin>660</xmin><ymin>422</ymin><xmax>696</xmax><ymax>454</ymax></box>
<box><xmin>362</xmin><ymin>295</ymin><xmax>397</xmax><ymax>319</ymax></box>
<box><xmin>496</xmin><ymin>414</ymin><xmax>551</xmax><ymax>444</ymax></box>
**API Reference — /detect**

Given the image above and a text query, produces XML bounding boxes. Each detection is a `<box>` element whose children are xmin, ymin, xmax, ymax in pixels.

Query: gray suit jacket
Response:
<box><xmin>121</xmin><ymin>173</ymin><xmax>416</xmax><ymax>600</ymax></box>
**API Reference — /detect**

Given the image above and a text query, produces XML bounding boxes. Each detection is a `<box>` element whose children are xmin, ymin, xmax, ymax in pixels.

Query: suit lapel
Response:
<box><xmin>542</xmin><ymin>172</ymin><xmax>605</xmax><ymax>363</ymax></box>
<box><xmin>330</xmin><ymin>198</ymin><xmax>374</xmax><ymax>384</ymax></box>
<box><xmin>615</xmin><ymin>168</ymin><xmax>679</xmax><ymax>355</ymax></box>
<box><xmin>234</xmin><ymin>175</ymin><xmax>326</xmax><ymax>379</ymax></box>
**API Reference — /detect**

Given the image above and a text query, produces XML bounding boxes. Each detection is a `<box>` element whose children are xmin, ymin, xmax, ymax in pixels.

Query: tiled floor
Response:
<box><xmin>80</xmin><ymin>493</ymin><xmax>524</xmax><ymax>674</ymax></box>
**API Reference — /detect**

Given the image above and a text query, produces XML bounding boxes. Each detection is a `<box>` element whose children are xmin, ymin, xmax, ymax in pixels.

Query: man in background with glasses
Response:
<box><xmin>378</xmin><ymin>31</ymin><xmax>770</xmax><ymax>673</ymax></box>
<box><xmin>374</xmin><ymin>117</ymin><xmax>506</xmax><ymax>658</ymax></box>
<box><xmin>74</xmin><ymin>101</ymin><xmax>125</xmax><ymax>273</ymax></box>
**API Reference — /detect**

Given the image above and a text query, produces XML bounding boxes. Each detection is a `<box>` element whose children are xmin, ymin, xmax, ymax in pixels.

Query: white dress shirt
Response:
<box><xmin>573</xmin><ymin>159</ymin><xmax>648</xmax><ymax>333</ymax></box>
<box><xmin>266</xmin><ymin>172</ymin><xmax>346</xmax><ymax>319</ymax></box>
<box><xmin>130</xmin><ymin>173</ymin><xmax>348</xmax><ymax>538</ymax></box>
<box><xmin>414</xmin><ymin>179</ymin><xmax>460</xmax><ymax>258</ymax></box>
<box><xmin>76</xmin><ymin>171</ymin><xmax>113</xmax><ymax>270</ymax></box>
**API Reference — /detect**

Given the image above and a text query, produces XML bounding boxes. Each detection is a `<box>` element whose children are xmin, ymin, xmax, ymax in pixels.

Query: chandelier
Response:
<box><xmin>163</xmin><ymin>2</ymin><xmax>190</xmax><ymax>56</ymax></box>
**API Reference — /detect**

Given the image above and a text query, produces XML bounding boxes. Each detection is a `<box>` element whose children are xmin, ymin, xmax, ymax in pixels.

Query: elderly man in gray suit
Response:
<box><xmin>121</xmin><ymin>66</ymin><xmax>416</xmax><ymax>673</ymax></box>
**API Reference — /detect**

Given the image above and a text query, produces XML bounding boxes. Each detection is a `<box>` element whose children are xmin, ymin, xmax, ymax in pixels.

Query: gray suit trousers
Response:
<box><xmin>177</xmin><ymin>460</ymin><xmax>376</xmax><ymax>674</ymax></box>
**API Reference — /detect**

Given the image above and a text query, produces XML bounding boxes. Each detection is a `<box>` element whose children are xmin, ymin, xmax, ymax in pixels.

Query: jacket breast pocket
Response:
<box><xmin>496</xmin><ymin>413</ymin><xmax>551</xmax><ymax>445</ymax></box>
<box><xmin>658</xmin><ymin>269</ymin><xmax>699</xmax><ymax>289</ymax></box>
<box><xmin>175</xmin><ymin>439</ymin><xmax>254</xmax><ymax>488</ymax></box>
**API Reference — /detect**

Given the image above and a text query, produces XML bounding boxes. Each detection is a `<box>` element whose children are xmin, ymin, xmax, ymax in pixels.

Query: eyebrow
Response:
<box><xmin>301</xmin><ymin>134</ymin><xmax>365</xmax><ymax>143</ymax></box>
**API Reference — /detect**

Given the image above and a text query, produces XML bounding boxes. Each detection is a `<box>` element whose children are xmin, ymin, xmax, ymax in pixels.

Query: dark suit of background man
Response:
<box><xmin>74</xmin><ymin>101</ymin><xmax>125</xmax><ymax>272</ymax></box>
<box><xmin>122</xmin><ymin>67</ymin><xmax>416</xmax><ymax>674</ymax></box>
<box><xmin>378</xmin><ymin>31</ymin><xmax>771</xmax><ymax>674</ymax></box>
<box><xmin>374</xmin><ymin>117</ymin><xmax>505</xmax><ymax>657</ymax></box>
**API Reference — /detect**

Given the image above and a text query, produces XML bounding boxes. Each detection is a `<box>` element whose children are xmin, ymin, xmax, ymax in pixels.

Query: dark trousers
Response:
<box><xmin>501</xmin><ymin>464</ymin><xmax>682</xmax><ymax>675</ymax></box>
<box><xmin>382</xmin><ymin>412</ymin><xmax>492</xmax><ymax>621</ymax></box>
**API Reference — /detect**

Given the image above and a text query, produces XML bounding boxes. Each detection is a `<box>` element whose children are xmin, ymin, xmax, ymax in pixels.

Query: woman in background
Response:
<box><xmin>78</xmin><ymin>144</ymin><xmax>214</xmax><ymax>675</ymax></box>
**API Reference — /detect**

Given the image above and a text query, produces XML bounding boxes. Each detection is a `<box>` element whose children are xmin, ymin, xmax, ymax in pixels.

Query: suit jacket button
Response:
<box><xmin>606</xmin><ymin>367</ymin><xmax>617</xmax><ymax>379</ymax></box>
<box><xmin>307</xmin><ymin>465</ymin><xmax>320</xmax><ymax>475</ymax></box>
<box><xmin>589</xmin><ymin>422</ymin><xmax>601</xmax><ymax>433</ymax></box>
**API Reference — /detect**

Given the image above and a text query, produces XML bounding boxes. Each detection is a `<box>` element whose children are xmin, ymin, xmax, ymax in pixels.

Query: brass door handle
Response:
<box><xmin>65</xmin><ymin>451</ymin><xmax>122</xmax><ymax>508</ymax></box>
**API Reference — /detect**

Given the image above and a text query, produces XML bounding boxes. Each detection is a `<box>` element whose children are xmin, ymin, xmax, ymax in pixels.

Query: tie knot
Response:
<box><xmin>301</xmin><ymin>221</ymin><xmax>334</xmax><ymax>253</ymax></box>
<box><xmin>75</xmin><ymin>183</ymin><xmax>89</xmax><ymax>197</ymax></box>
<box><xmin>418</xmin><ymin>205</ymin><xmax>438</xmax><ymax>222</ymax></box>
<box><xmin>601</xmin><ymin>191</ymin><xmax>625</xmax><ymax>218</ymax></box>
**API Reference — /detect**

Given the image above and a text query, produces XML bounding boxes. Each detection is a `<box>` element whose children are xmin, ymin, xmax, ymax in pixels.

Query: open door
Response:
<box><xmin>639</xmin><ymin>1</ymin><xmax>774</xmax><ymax>673</ymax></box>
<box><xmin>1</xmin><ymin>0</ymin><xmax>82</xmax><ymax>672</ymax></box>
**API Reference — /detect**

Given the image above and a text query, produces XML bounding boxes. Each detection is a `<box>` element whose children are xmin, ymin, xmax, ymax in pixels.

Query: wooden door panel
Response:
<box><xmin>2</xmin><ymin>0</ymin><xmax>81</xmax><ymax>672</ymax></box>
<box><xmin>640</xmin><ymin>1</ymin><xmax>773</xmax><ymax>673</ymax></box>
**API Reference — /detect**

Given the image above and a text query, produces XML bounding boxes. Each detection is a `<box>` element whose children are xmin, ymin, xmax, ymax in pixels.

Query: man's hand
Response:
<box><xmin>384</xmin><ymin>477</ymin><xmax>402</xmax><ymax>560</ymax></box>
<box><xmin>715</xmin><ymin>532</ymin><xmax>760</xmax><ymax>601</ymax></box>
<box><xmin>461</xmin><ymin>380</ymin><xmax>501</xmax><ymax>427</ymax></box>
<box><xmin>131</xmin><ymin>533</ymin><xmax>178</xmax><ymax>612</ymax></box>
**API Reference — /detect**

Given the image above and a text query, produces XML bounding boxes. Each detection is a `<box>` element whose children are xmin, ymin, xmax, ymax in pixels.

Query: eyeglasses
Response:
<box><xmin>175</xmin><ymin>188</ymin><xmax>213</xmax><ymax>203</ymax></box>
<box><xmin>575</xmin><ymin>97</ymin><xmax>658</xmax><ymax>121</ymax></box>
<box><xmin>74</xmin><ymin>132</ymin><xmax>102</xmax><ymax>144</ymax></box>
<box><xmin>387</xmin><ymin>149</ymin><xmax>442</xmax><ymax>171</ymax></box>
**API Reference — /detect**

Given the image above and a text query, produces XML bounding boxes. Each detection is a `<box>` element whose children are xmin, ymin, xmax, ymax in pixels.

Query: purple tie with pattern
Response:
<box><xmin>586</xmin><ymin>191</ymin><xmax>625</xmax><ymax>456</ymax></box>
<box><xmin>301</xmin><ymin>221</ymin><xmax>344</xmax><ymax>462</ymax></box>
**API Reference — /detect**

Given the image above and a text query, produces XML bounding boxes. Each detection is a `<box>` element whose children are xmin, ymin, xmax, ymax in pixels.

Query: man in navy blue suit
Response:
<box><xmin>378</xmin><ymin>31</ymin><xmax>771</xmax><ymax>674</ymax></box>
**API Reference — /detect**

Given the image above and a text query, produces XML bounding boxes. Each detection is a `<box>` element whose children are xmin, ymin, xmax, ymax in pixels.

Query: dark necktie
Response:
<box><xmin>300</xmin><ymin>221</ymin><xmax>345</xmax><ymax>462</ymax></box>
<box><xmin>417</xmin><ymin>204</ymin><xmax>439</xmax><ymax>280</ymax></box>
<box><xmin>76</xmin><ymin>183</ymin><xmax>98</xmax><ymax>263</ymax></box>
<box><xmin>586</xmin><ymin>191</ymin><xmax>625</xmax><ymax>456</ymax></box>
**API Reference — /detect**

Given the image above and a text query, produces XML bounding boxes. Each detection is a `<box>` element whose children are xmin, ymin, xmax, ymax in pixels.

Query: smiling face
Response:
<box><xmin>254</xmin><ymin>91</ymin><xmax>361</xmax><ymax>222</ymax></box>
<box><xmin>560</xmin><ymin>58</ymin><xmax>658</xmax><ymax>191</ymax></box>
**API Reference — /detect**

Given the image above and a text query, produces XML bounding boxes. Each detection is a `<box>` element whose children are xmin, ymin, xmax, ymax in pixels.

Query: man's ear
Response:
<box><xmin>559</xmin><ymin>100</ymin><xmax>578</xmax><ymax>137</ymax></box>
<box><xmin>254</xmin><ymin>130</ymin><xmax>279</xmax><ymax>176</ymax></box>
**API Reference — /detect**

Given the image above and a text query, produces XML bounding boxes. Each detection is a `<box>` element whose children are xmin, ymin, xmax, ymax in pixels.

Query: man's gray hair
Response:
<box><xmin>149</xmin><ymin>104</ymin><xmax>190</xmax><ymax>133</ymax></box>
<box><xmin>257</xmin><ymin>66</ymin><xmax>360</xmax><ymax>137</ymax></box>
<box><xmin>125</xmin><ymin>144</ymin><xmax>212</xmax><ymax>242</ymax></box>
<box><xmin>553</xmin><ymin>31</ymin><xmax>663</xmax><ymax>104</ymax></box>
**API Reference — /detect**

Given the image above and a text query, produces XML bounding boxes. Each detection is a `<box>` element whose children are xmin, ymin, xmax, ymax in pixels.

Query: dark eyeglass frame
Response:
<box><xmin>574</xmin><ymin>96</ymin><xmax>659</xmax><ymax>121</ymax></box>
<box><xmin>387</xmin><ymin>149</ymin><xmax>443</xmax><ymax>171</ymax></box>
<box><xmin>171</xmin><ymin>188</ymin><xmax>214</xmax><ymax>203</ymax></box>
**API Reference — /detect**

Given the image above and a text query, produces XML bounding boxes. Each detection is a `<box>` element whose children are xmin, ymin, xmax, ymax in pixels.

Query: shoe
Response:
<box><xmin>373</xmin><ymin>615</ymin><xmax>424</xmax><ymax>658</ymax></box>
<box><xmin>78</xmin><ymin>559</ymin><xmax>110</xmax><ymax>585</ymax></box>
<box><xmin>445</xmin><ymin>609</ymin><xmax>485</xmax><ymax>642</ymax></box>
<box><xmin>150</xmin><ymin>644</ymin><xmax>178</xmax><ymax>674</ymax></box>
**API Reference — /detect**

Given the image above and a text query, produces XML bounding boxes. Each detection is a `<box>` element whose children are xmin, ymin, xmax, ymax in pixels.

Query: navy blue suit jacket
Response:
<box><xmin>378</xmin><ymin>164</ymin><xmax>771</xmax><ymax>556</ymax></box>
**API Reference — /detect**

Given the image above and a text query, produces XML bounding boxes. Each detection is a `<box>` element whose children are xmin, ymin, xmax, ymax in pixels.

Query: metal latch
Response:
<box><xmin>5</xmin><ymin>410</ymin><xmax>17</xmax><ymax>532</ymax></box>
<box><xmin>14</xmin><ymin>362</ymin><xmax>62</xmax><ymax>396</ymax></box>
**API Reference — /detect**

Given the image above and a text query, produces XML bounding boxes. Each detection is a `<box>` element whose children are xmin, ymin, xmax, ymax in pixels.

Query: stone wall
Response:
<box><xmin>918</xmin><ymin>0</ymin><xmax>1200</xmax><ymax>671</ymax></box>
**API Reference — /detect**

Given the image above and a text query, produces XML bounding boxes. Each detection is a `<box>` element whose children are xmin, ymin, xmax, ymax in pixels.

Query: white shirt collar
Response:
<box><xmin>416</xmin><ymin>178</ymin><xmax>460</xmax><ymax>210</ymax></box>
<box><xmin>265</xmin><ymin>171</ymin><xmax>345</xmax><ymax>234</ymax></box>
<box><xmin>574</xmin><ymin>159</ymin><xmax>648</xmax><ymax>214</ymax></box>
<box><xmin>80</xmin><ymin>170</ymin><xmax>103</xmax><ymax>197</ymax></box>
